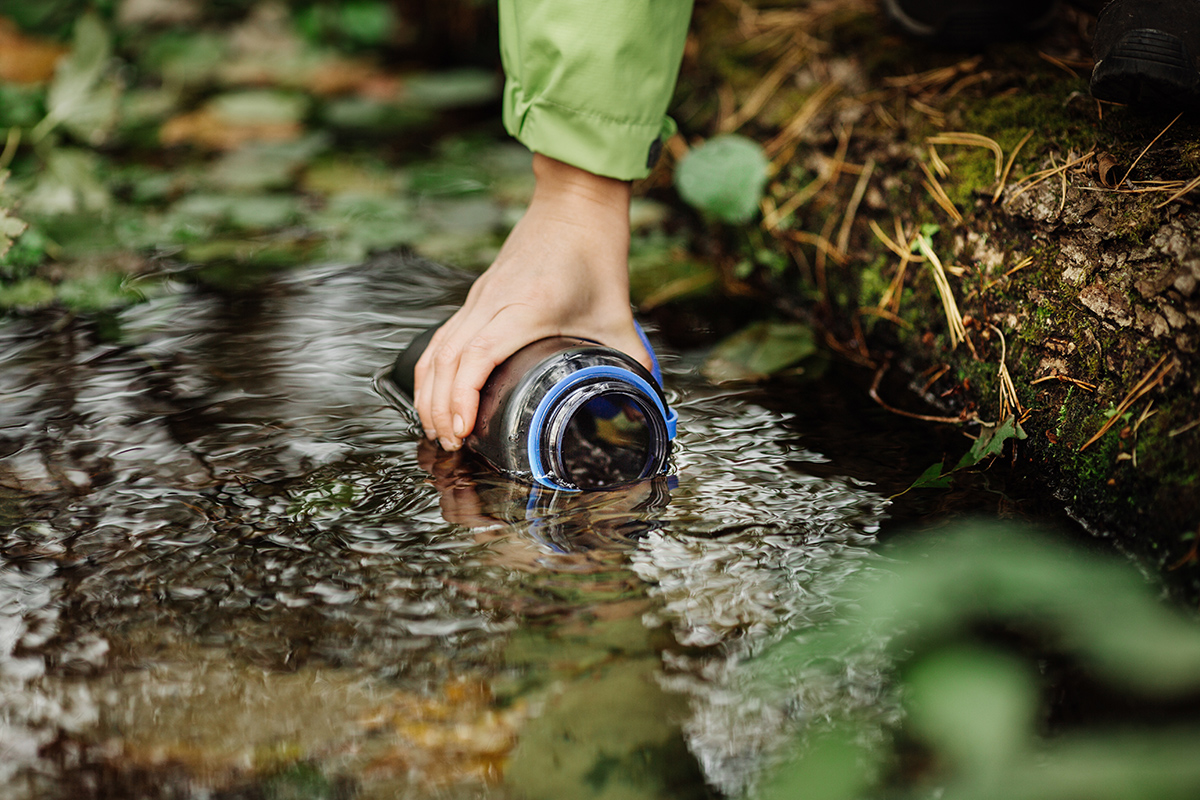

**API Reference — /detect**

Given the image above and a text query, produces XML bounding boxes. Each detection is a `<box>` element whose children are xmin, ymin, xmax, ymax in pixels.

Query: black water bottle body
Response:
<box><xmin>389</xmin><ymin>328</ymin><xmax>676</xmax><ymax>492</ymax></box>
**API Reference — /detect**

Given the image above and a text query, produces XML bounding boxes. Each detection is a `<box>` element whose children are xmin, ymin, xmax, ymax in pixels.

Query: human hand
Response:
<box><xmin>413</xmin><ymin>153</ymin><xmax>650</xmax><ymax>451</ymax></box>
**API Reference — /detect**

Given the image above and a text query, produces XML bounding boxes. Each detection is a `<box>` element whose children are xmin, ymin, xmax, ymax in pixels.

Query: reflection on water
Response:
<box><xmin>1</xmin><ymin>254</ymin><xmax>891</xmax><ymax>798</ymax></box>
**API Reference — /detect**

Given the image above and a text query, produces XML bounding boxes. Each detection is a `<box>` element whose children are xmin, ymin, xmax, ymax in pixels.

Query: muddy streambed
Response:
<box><xmin>0</xmin><ymin>253</ymin><xmax>1112</xmax><ymax>799</ymax></box>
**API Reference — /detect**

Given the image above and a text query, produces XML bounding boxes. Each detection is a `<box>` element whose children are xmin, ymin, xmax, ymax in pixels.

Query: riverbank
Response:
<box><xmin>663</xmin><ymin>0</ymin><xmax>1200</xmax><ymax>593</ymax></box>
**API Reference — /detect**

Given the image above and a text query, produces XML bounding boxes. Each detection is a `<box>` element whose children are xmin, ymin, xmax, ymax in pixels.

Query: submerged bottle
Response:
<box><xmin>386</xmin><ymin>324</ymin><xmax>677</xmax><ymax>492</ymax></box>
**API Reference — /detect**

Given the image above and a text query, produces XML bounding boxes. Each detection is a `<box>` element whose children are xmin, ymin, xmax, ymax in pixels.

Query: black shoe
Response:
<box><xmin>1090</xmin><ymin>0</ymin><xmax>1200</xmax><ymax>107</ymax></box>
<box><xmin>883</xmin><ymin>0</ymin><xmax>1060</xmax><ymax>50</ymax></box>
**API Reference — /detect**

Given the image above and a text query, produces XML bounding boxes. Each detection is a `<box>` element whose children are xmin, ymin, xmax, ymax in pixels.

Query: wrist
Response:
<box><xmin>531</xmin><ymin>154</ymin><xmax>632</xmax><ymax>216</ymax></box>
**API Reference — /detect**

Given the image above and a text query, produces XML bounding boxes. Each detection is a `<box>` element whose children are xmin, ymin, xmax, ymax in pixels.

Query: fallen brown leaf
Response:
<box><xmin>0</xmin><ymin>17</ymin><xmax>68</xmax><ymax>85</ymax></box>
<box><xmin>160</xmin><ymin>110</ymin><xmax>302</xmax><ymax>150</ymax></box>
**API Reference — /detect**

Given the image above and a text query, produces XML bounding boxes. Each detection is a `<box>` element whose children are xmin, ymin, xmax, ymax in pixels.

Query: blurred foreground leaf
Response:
<box><xmin>0</xmin><ymin>174</ymin><xmax>27</xmax><ymax>260</ymax></box>
<box><xmin>675</xmin><ymin>134</ymin><xmax>768</xmax><ymax>224</ymax></box>
<box><xmin>702</xmin><ymin>320</ymin><xmax>816</xmax><ymax>383</ymax></box>
<box><xmin>33</xmin><ymin>13</ymin><xmax>119</xmax><ymax>146</ymax></box>
<box><xmin>760</xmin><ymin>523</ymin><xmax>1200</xmax><ymax>800</ymax></box>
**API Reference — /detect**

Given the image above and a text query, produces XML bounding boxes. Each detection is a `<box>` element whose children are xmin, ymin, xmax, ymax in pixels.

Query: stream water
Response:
<box><xmin>0</xmin><ymin>253</ymin><xmax>1079</xmax><ymax>799</ymax></box>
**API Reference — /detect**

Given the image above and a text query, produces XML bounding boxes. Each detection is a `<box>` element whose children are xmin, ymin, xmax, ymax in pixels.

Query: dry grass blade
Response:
<box><xmin>920</xmin><ymin>162</ymin><xmax>963</xmax><ymax>223</ymax></box>
<box><xmin>1038</xmin><ymin>50</ymin><xmax>1085</xmax><ymax>78</ymax></box>
<box><xmin>1030</xmin><ymin>374</ymin><xmax>1098</xmax><ymax>391</ymax></box>
<box><xmin>928</xmin><ymin>144</ymin><xmax>950</xmax><ymax>178</ymax></box>
<box><xmin>1155</xmin><ymin>172</ymin><xmax>1200</xmax><ymax>208</ymax></box>
<box><xmin>720</xmin><ymin>46</ymin><xmax>804</xmax><ymax>133</ymax></box>
<box><xmin>1118</xmin><ymin>111</ymin><xmax>1182</xmax><ymax>188</ymax></box>
<box><xmin>857</xmin><ymin>306</ymin><xmax>911</xmax><ymax>328</ymax></box>
<box><xmin>1004</xmin><ymin>150</ymin><xmax>1094</xmax><ymax>205</ymax></box>
<box><xmin>765</xmin><ymin>81</ymin><xmax>841</xmax><ymax>158</ymax></box>
<box><xmin>0</xmin><ymin>127</ymin><xmax>19</xmax><ymax>171</ymax></box>
<box><xmin>764</xmin><ymin>129</ymin><xmax>851</xmax><ymax>229</ymax></box>
<box><xmin>992</xmin><ymin>129</ymin><xmax>1034</xmax><ymax>203</ymax></box>
<box><xmin>926</xmin><ymin>132</ymin><xmax>1004</xmax><ymax>180</ymax></box>
<box><xmin>869</xmin><ymin>219</ymin><xmax>919</xmax><ymax>260</ymax></box>
<box><xmin>1169</xmin><ymin>418</ymin><xmax>1200</xmax><ymax>437</ymax></box>
<box><xmin>883</xmin><ymin>56</ymin><xmax>983</xmax><ymax>91</ymax></box>
<box><xmin>1079</xmin><ymin>354</ymin><xmax>1175</xmax><ymax>452</ymax></box>
<box><xmin>915</xmin><ymin>234</ymin><xmax>967</xmax><ymax>349</ymax></box>
<box><xmin>782</xmin><ymin>229</ymin><xmax>846</xmax><ymax>265</ymax></box>
<box><xmin>990</xmin><ymin>325</ymin><xmax>1024</xmax><ymax>420</ymax></box>
<box><xmin>836</xmin><ymin>158</ymin><xmax>875</xmax><ymax>255</ymax></box>
<box><xmin>983</xmin><ymin>256</ymin><xmax>1033</xmax><ymax>293</ymax></box>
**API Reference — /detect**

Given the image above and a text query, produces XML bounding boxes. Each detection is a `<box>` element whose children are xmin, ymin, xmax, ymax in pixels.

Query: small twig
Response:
<box><xmin>1037</xmin><ymin>50</ymin><xmax>1085</xmax><ymax>79</ymax></box>
<box><xmin>1118</xmin><ymin>111</ymin><xmax>1183</xmax><ymax>188</ymax></box>
<box><xmin>1130</xmin><ymin>400</ymin><xmax>1157</xmax><ymax>468</ymax></box>
<box><xmin>782</xmin><ymin>229</ymin><xmax>846</xmax><ymax>265</ymax></box>
<box><xmin>1168</xmin><ymin>524</ymin><xmax>1200</xmax><ymax>571</ymax></box>
<box><xmin>1079</xmin><ymin>354</ymin><xmax>1174</xmax><ymax>452</ymax></box>
<box><xmin>870</xmin><ymin>362</ymin><xmax>974</xmax><ymax>424</ymax></box>
<box><xmin>920</xmin><ymin>364</ymin><xmax>951</xmax><ymax>394</ymax></box>
<box><xmin>1030</xmin><ymin>374</ymin><xmax>1098</xmax><ymax>392</ymax></box>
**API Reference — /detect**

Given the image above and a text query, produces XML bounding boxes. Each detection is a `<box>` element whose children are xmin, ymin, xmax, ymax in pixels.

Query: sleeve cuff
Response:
<box><xmin>504</xmin><ymin>89</ymin><xmax>676</xmax><ymax>181</ymax></box>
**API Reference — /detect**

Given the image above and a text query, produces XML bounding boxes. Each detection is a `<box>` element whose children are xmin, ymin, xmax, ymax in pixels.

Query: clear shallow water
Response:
<box><xmin>0</xmin><ymin>254</ymin><xmax>940</xmax><ymax>799</ymax></box>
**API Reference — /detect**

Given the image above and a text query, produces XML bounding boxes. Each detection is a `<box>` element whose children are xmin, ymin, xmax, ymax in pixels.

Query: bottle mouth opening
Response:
<box><xmin>539</xmin><ymin>380</ymin><xmax>669</xmax><ymax>491</ymax></box>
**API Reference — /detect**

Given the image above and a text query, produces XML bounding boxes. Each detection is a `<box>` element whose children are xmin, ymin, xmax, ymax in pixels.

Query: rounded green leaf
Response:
<box><xmin>674</xmin><ymin>134</ymin><xmax>769</xmax><ymax>224</ymax></box>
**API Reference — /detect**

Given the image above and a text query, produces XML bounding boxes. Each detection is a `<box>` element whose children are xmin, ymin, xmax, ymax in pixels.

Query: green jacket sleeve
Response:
<box><xmin>499</xmin><ymin>0</ymin><xmax>694</xmax><ymax>181</ymax></box>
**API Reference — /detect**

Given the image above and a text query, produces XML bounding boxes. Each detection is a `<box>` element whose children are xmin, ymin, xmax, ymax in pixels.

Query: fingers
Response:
<box><xmin>414</xmin><ymin>305</ymin><xmax>536</xmax><ymax>451</ymax></box>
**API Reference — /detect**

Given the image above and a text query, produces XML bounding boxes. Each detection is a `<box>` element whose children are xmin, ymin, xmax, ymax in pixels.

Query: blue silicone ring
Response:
<box><xmin>526</xmin><ymin>365</ymin><xmax>675</xmax><ymax>492</ymax></box>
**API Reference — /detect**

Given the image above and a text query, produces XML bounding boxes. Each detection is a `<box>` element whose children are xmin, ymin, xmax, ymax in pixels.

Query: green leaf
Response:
<box><xmin>675</xmin><ymin>134</ymin><xmax>769</xmax><ymax>224</ymax></box>
<box><xmin>907</xmin><ymin>415</ymin><xmax>1026</xmax><ymax>492</ymax></box>
<box><xmin>702</xmin><ymin>320</ymin><xmax>816</xmax><ymax>383</ymax></box>
<box><xmin>954</xmin><ymin>415</ymin><xmax>1027</xmax><ymax>471</ymax></box>
<box><xmin>910</xmin><ymin>461</ymin><xmax>953</xmax><ymax>489</ymax></box>
<box><xmin>23</xmin><ymin>149</ymin><xmax>111</xmax><ymax>216</ymax></box>
<box><xmin>35</xmin><ymin>13</ymin><xmax>119</xmax><ymax>146</ymax></box>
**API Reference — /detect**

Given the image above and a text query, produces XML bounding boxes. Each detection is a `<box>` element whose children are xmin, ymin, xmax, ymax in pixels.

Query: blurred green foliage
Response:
<box><xmin>758</xmin><ymin>522</ymin><xmax>1200</xmax><ymax>800</ymax></box>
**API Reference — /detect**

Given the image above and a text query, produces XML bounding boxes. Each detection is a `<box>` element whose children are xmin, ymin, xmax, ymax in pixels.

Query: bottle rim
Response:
<box><xmin>526</xmin><ymin>366</ymin><xmax>673</xmax><ymax>492</ymax></box>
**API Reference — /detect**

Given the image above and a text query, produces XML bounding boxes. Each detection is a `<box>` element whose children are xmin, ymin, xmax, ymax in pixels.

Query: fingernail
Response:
<box><xmin>452</xmin><ymin>414</ymin><xmax>466</xmax><ymax>437</ymax></box>
<box><xmin>439</xmin><ymin>437</ymin><xmax>459</xmax><ymax>451</ymax></box>
<box><xmin>424</xmin><ymin>429</ymin><xmax>436</xmax><ymax>441</ymax></box>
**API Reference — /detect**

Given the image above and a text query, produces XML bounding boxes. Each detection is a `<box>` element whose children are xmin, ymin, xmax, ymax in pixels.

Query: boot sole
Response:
<box><xmin>1091</xmin><ymin>28</ymin><xmax>1200</xmax><ymax>107</ymax></box>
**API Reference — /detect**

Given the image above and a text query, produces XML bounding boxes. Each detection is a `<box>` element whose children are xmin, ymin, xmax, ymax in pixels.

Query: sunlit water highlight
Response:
<box><xmin>1</xmin><ymin>255</ymin><xmax>896</xmax><ymax>799</ymax></box>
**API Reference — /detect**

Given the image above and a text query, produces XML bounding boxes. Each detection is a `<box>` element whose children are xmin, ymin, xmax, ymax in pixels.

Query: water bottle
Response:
<box><xmin>383</xmin><ymin>323</ymin><xmax>677</xmax><ymax>492</ymax></box>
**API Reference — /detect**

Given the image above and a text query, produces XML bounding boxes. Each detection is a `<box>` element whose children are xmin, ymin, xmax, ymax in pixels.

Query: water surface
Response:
<box><xmin>1</xmin><ymin>254</ymin><xmax>958</xmax><ymax>799</ymax></box>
